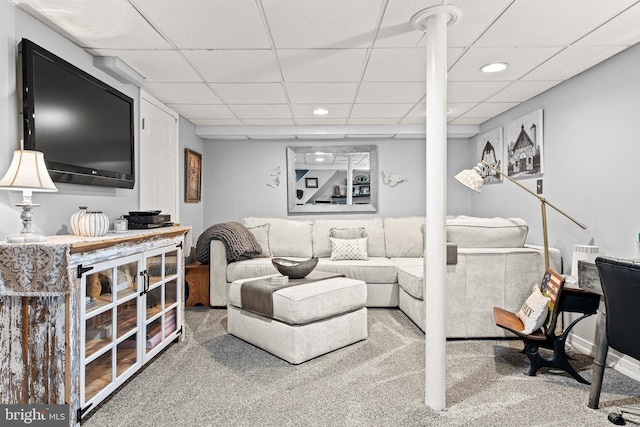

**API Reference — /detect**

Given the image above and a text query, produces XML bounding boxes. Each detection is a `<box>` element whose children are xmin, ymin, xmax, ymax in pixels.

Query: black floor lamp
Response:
<box><xmin>454</xmin><ymin>160</ymin><xmax>586</xmax><ymax>269</ymax></box>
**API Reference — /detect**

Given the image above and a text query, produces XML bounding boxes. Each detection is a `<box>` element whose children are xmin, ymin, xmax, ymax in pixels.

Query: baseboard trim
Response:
<box><xmin>568</xmin><ymin>333</ymin><xmax>640</xmax><ymax>382</ymax></box>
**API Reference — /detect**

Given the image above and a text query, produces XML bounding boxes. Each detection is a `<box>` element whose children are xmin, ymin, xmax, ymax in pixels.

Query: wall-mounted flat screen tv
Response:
<box><xmin>19</xmin><ymin>38</ymin><xmax>135</xmax><ymax>189</ymax></box>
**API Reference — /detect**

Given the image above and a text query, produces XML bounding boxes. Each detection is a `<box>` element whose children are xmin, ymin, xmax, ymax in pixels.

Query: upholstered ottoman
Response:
<box><xmin>227</xmin><ymin>273</ymin><xmax>368</xmax><ymax>364</ymax></box>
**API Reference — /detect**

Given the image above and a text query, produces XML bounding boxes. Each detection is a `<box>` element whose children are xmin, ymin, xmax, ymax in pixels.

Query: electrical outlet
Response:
<box><xmin>536</xmin><ymin>179</ymin><xmax>543</xmax><ymax>194</ymax></box>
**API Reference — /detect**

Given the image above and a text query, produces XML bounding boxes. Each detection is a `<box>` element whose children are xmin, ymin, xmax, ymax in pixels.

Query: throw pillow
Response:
<box><xmin>247</xmin><ymin>223</ymin><xmax>272</xmax><ymax>257</ymax></box>
<box><xmin>329</xmin><ymin>227</ymin><xmax>367</xmax><ymax>239</ymax></box>
<box><xmin>330</xmin><ymin>237</ymin><xmax>369</xmax><ymax>261</ymax></box>
<box><xmin>516</xmin><ymin>285</ymin><xmax>550</xmax><ymax>334</ymax></box>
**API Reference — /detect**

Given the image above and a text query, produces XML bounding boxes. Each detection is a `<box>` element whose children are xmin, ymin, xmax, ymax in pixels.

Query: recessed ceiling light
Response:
<box><xmin>313</xmin><ymin>108</ymin><xmax>329</xmax><ymax>116</ymax></box>
<box><xmin>480</xmin><ymin>62</ymin><xmax>508</xmax><ymax>73</ymax></box>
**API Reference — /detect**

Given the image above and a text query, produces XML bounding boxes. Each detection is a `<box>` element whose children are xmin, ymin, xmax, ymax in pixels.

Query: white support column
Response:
<box><xmin>411</xmin><ymin>5</ymin><xmax>461</xmax><ymax>411</ymax></box>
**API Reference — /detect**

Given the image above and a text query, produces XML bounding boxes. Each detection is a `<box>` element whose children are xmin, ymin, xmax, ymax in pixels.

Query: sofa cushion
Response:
<box><xmin>330</xmin><ymin>227</ymin><xmax>367</xmax><ymax>239</ymax></box>
<box><xmin>384</xmin><ymin>217</ymin><xmax>425</xmax><ymax>258</ymax></box>
<box><xmin>247</xmin><ymin>223</ymin><xmax>272</xmax><ymax>257</ymax></box>
<box><xmin>313</xmin><ymin>218</ymin><xmax>385</xmax><ymax>258</ymax></box>
<box><xmin>226</xmin><ymin>257</ymin><xmax>280</xmax><ymax>283</ymax></box>
<box><xmin>243</xmin><ymin>217</ymin><xmax>313</xmax><ymax>258</ymax></box>
<box><xmin>316</xmin><ymin>257</ymin><xmax>397</xmax><ymax>284</ymax></box>
<box><xmin>397</xmin><ymin>264</ymin><xmax>424</xmax><ymax>300</ymax></box>
<box><xmin>330</xmin><ymin>237</ymin><xmax>369</xmax><ymax>260</ymax></box>
<box><xmin>446</xmin><ymin>216</ymin><xmax>528</xmax><ymax>248</ymax></box>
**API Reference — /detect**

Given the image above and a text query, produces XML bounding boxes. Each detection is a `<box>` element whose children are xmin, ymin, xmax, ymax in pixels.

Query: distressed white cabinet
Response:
<box><xmin>0</xmin><ymin>227</ymin><xmax>190</xmax><ymax>426</ymax></box>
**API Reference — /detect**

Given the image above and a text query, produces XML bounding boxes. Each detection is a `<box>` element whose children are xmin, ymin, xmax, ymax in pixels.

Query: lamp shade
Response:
<box><xmin>454</xmin><ymin>167</ymin><xmax>484</xmax><ymax>192</ymax></box>
<box><xmin>0</xmin><ymin>150</ymin><xmax>57</xmax><ymax>192</ymax></box>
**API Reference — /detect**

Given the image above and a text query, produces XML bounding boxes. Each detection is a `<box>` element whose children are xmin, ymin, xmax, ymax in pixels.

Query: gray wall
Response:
<box><xmin>471</xmin><ymin>42</ymin><xmax>640</xmax><ymax>269</ymax></box>
<box><xmin>1</xmin><ymin>4</ymin><xmax>204</xmax><ymax>239</ymax></box>
<box><xmin>201</xmin><ymin>137</ymin><xmax>472</xmax><ymax>227</ymax></box>
<box><xmin>1</xmin><ymin>6</ymin><xmax>139</xmax><ymax>238</ymax></box>
<box><xmin>179</xmin><ymin>117</ymin><xmax>204</xmax><ymax>238</ymax></box>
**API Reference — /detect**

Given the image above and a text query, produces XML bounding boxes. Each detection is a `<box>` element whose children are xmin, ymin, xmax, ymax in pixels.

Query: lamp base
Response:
<box><xmin>7</xmin><ymin>232</ymin><xmax>47</xmax><ymax>243</ymax></box>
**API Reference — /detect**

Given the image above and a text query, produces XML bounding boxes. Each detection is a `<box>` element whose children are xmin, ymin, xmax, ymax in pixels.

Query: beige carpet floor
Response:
<box><xmin>82</xmin><ymin>307</ymin><xmax>640</xmax><ymax>426</ymax></box>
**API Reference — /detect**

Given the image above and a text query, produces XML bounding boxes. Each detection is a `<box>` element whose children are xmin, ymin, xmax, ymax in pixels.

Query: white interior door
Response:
<box><xmin>139</xmin><ymin>92</ymin><xmax>179</xmax><ymax>222</ymax></box>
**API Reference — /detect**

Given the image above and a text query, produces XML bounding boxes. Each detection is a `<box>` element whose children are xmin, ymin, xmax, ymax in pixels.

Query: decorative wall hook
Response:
<box><xmin>267</xmin><ymin>166</ymin><xmax>281</xmax><ymax>188</ymax></box>
<box><xmin>382</xmin><ymin>168</ymin><xmax>407</xmax><ymax>187</ymax></box>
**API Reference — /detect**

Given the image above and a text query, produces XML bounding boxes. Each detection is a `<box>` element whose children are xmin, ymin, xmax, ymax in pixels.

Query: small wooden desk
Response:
<box><xmin>185</xmin><ymin>261</ymin><xmax>210</xmax><ymax>306</ymax></box>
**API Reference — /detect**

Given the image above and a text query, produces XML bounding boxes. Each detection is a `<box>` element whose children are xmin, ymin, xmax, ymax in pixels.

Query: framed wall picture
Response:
<box><xmin>476</xmin><ymin>127</ymin><xmax>503</xmax><ymax>183</ymax></box>
<box><xmin>305</xmin><ymin>177</ymin><xmax>318</xmax><ymax>188</ymax></box>
<box><xmin>185</xmin><ymin>148</ymin><xmax>202</xmax><ymax>203</ymax></box>
<box><xmin>506</xmin><ymin>109</ymin><xmax>544</xmax><ymax>179</ymax></box>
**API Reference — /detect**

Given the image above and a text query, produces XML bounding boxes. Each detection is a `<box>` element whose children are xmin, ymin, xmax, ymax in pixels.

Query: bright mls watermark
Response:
<box><xmin>0</xmin><ymin>405</ymin><xmax>67</xmax><ymax>426</ymax></box>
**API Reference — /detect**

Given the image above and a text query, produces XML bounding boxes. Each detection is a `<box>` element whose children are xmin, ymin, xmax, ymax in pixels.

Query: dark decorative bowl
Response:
<box><xmin>271</xmin><ymin>257</ymin><xmax>318</xmax><ymax>279</ymax></box>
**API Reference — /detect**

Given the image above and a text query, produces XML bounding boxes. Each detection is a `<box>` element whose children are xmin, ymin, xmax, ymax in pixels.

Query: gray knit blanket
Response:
<box><xmin>196</xmin><ymin>222</ymin><xmax>262</xmax><ymax>264</ymax></box>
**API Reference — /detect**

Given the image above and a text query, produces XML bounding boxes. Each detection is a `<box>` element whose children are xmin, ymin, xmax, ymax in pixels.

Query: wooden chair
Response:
<box><xmin>493</xmin><ymin>268</ymin><xmax>600</xmax><ymax>384</ymax></box>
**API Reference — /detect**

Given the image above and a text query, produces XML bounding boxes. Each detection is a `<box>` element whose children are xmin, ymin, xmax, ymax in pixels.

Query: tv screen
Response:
<box><xmin>19</xmin><ymin>39</ymin><xmax>135</xmax><ymax>189</ymax></box>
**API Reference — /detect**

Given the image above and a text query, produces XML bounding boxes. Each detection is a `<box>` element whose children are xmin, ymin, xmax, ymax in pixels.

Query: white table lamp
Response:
<box><xmin>0</xmin><ymin>149</ymin><xmax>58</xmax><ymax>242</ymax></box>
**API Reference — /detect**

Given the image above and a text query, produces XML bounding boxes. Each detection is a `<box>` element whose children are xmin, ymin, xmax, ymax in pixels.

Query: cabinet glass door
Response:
<box><xmin>143</xmin><ymin>246</ymin><xmax>181</xmax><ymax>360</ymax></box>
<box><xmin>81</xmin><ymin>255</ymin><xmax>141</xmax><ymax>408</ymax></box>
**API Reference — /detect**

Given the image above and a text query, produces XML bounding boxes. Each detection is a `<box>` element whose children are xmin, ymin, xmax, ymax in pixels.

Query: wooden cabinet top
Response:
<box><xmin>0</xmin><ymin>226</ymin><xmax>190</xmax><ymax>297</ymax></box>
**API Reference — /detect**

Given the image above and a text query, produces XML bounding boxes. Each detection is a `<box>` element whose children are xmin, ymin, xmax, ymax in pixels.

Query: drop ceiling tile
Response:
<box><xmin>486</xmin><ymin>81</ymin><xmax>561</xmax><ymax>103</ymax></box>
<box><xmin>446</xmin><ymin>0</ymin><xmax>514</xmax><ymax>47</ymax></box>
<box><xmin>448</xmin><ymin>81</ymin><xmax>511</xmax><ymax>103</ymax></box>
<box><xmin>462</xmin><ymin>102</ymin><xmax>518</xmax><ymax>118</ymax></box>
<box><xmin>278</xmin><ymin>49</ymin><xmax>367</xmax><ymax>82</ymax></box>
<box><xmin>211</xmin><ymin>83</ymin><xmax>287</xmax><ymax>104</ymax></box>
<box><xmin>446</xmin><ymin>103</ymin><xmax>478</xmax><ymax>118</ymax></box>
<box><xmin>92</xmin><ymin>49</ymin><xmax>201</xmax><ymax>82</ymax></box>
<box><xmin>167</xmin><ymin>104</ymin><xmax>237</xmax><ymax>119</ymax></box>
<box><xmin>183</xmin><ymin>50</ymin><xmax>281</xmax><ymax>82</ymax></box>
<box><xmin>523</xmin><ymin>45</ymin><xmax>627</xmax><ymax>81</ymax></box>
<box><xmin>449</xmin><ymin>117</ymin><xmax>489</xmax><ymax>125</ymax></box>
<box><xmin>286</xmin><ymin>83</ymin><xmax>358</xmax><ymax>104</ymax></box>
<box><xmin>475</xmin><ymin>0</ymin><xmax>638</xmax><ymax>47</ymax></box>
<box><xmin>448</xmin><ymin>47</ymin><xmax>563</xmax><ymax>81</ymax></box>
<box><xmin>356</xmin><ymin>82</ymin><xmax>425</xmax><ymax>104</ymax></box>
<box><xmin>575</xmin><ymin>2</ymin><xmax>640</xmax><ymax>46</ymax></box>
<box><xmin>374</xmin><ymin>0</ymin><xmax>440</xmax><ymax>47</ymax></box>
<box><xmin>242</xmin><ymin>119</ymin><xmax>295</xmax><ymax>125</ymax></box>
<box><xmin>364</xmin><ymin>48</ymin><xmax>425</xmax><ymax>81</ymax></box>
<box><xmin>190</xmin><ymin>118</ymin><xmax>243</xmax><ymax>126</ymax></box>
<box><xmin>292</xmin><ymin>104</ymin><xmax>351</xmax><ymax>119</ymax></box>
<box><xmin>348</xmin><ymin>118</ymin><xmax>402</xmax><ymax>124</ymax></box>
<box><xmin>364</xmin><ymin>48</ymin><xmax>461</xmax><ymax>81</ymax></box>
<box><xmin>142</xmin><ymin>83</ymin><xmax>222</xmax><ymax>104</ymax></box>
<box><xmin>295</xmin><ymin>118</ymin><xmax>349</xmax><ymax>125</ymax></box>
<box><xmin>15</xmin><ymin>0</ymin><xmax>170</xmax><ymax>49</ymax></box>
<box><xmin>350</xmin><ymin>103</ymin><xmax>414</xmax><ymax>118</ymax></box>
<box><xmin>262</xmin><ymin>0</ymin><xmax>383</xmax><ymax>48</ymax></box>
<box><xmin>134</xmin><ymin>0</ymin><xmax>270</xmax><ymax>49</ymax></box>
<box><xmin>228</xmin><ymin>104</ymin><xmax>292</xmax><ymax>119</ymax></box>
<box><xmin>400</xmin><ymin>117</ymin><xmax>424</xmax><ymax>124</ymax></box>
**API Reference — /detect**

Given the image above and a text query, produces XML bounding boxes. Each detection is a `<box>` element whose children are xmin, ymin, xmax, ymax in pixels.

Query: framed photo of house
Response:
<box><xmin>476</xmin><ymin>127</ymin><xmax>503</xmax><ymax>183</ymax></box>
<box><xmin>506</xmin><ymin>109</ymin><xmax>544</xmax><ymax>179</ymax></box>
<box><xmin>305</xmin><ymin>177</ymin><xmax>318</xmax><ymax>188</ymax></box>
<box><xmin>185</xmin><ymin>149</ymin><xmax>202</xmax><ymax>203</ymax></box>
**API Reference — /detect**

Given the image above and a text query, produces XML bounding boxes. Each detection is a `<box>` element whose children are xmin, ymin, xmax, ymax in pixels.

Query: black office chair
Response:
<box><xmin>595</xmin><ymin>257</ymin><xmax>640</xmax><ymax>425</ymax></box>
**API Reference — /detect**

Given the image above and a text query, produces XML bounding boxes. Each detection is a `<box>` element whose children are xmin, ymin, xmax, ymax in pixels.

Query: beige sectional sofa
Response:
<box><xmin>207</xmin><ymin>216</ymin><xmax>561</xmax><ymax>338</ymax></box>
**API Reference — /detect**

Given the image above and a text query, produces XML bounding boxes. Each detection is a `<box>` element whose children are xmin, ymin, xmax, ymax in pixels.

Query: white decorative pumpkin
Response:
<box><xmin>77</xmin><ymin>211</ymin><xmax>109</xmax><ymax>237</ymax></box>
<box><xmin>70</xmin><ymin>206</ymin><xmax>88</xmax><ymax>236</ymax></box>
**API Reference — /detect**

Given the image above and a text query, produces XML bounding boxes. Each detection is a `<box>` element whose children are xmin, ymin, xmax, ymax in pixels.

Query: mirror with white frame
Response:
<box><xmin>287</xmin><ymin>145</ymin><xmax>378</xmax><ymax>214</ymax></box>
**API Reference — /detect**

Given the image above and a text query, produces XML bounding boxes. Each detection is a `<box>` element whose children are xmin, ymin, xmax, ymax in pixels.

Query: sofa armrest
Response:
<box><xmin>209</xmin><ymin>240</ymin><xmax>228</xmax><ymax>306</ymax></box>
<box><xmin>524</xmin><ymin>244</ymin><xmax>563</xmax><ymax>274</ymax></box>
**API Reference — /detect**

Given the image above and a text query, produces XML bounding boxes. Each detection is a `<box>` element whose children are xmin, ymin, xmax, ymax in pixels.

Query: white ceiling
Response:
<box><xmin>11</xmin><ymin>0</ymin><xmax>640</xmax><ymax>139</ymax></box>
